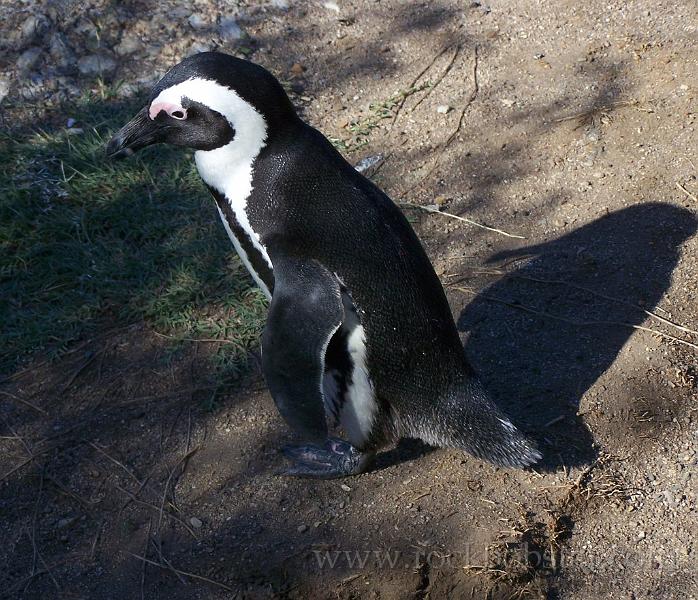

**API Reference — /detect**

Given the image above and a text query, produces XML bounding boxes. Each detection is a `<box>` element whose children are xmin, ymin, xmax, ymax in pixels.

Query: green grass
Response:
<box><xmin>330</xmin><ymin>82</ymin><xmax>431</xmax><ymax>152</ymax></box>
<box><xmin>0</xmin><ymin>94</ymin><xmax>268</xmax><ymax>378</ymax></box>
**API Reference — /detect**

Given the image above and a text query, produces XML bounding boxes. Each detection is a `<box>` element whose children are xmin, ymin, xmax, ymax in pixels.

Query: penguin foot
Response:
<box><xmin>280</xmin><ymin>437</ymin><xmax>372</xmax><ymax>479</ymax></box>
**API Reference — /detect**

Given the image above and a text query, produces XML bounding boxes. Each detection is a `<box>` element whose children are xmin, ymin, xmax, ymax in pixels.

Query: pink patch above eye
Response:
<box><xmin>149</xmin><ymin>101</ymin><xmax>187</xmax><ymax>120</ymax></box>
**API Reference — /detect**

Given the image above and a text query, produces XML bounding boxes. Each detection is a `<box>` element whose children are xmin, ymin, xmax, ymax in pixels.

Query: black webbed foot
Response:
<box><xmin>280</xmin><ymin>437</ymin><xmax>373</xmax><ymax>479</ymax></box>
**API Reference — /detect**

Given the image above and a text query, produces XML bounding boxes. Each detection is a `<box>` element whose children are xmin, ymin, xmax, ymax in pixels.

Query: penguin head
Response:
<box><xmin>107</xmin><ymin>52</ymin><xmax>297</xmax><ymax>159</ymax></box>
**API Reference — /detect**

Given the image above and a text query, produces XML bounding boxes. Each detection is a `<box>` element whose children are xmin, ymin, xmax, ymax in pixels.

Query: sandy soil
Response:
<box><xmin>1</xmin><ymin>1</ymin><xmax>697</xmax><ymax>598</ymax></box>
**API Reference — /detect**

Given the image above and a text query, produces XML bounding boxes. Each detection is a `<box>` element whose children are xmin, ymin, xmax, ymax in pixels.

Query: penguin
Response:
<box><xmin>107</xmin><ymin>52</ymin><xmax>541</xmax><ymax>478</ymax></box>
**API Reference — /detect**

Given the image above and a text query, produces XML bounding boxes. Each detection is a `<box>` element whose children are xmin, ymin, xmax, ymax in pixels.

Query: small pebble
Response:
<box><xmin>219</xmin><ymin>18</ymin><xmax>243</xmax><ymax>41</ymax></box>
<box><xmin>190</xmin><ymin>517</ymin><xmax>203</xmax><ymax>528</ymax></box>
<box><xmin>188</xmin><ymin>14</ymin><xmax>206</xmax><ymax>30</ymax></box>
<box><xmin>78</xmin><ymin>53</ymin><xmax>117</xmax><ymax>77</ymax></box>
<box><xmin>17</xmin><ymin>47</ymin><xmax>42</xmax><ymax>72</ymax></box>
<box><xmin>436</xmin><ymin>105</ymin><xmax>451</xmax><ymax>114</ymax></box>
<box><xmin>297</xmin><ymin>524</ymin><xmax>308</xmax><ymax>533</ymax></box>
<box><xmin>340</xmin><ymin>483</ymin><xmax>351</xmax><ymax>491</ymax></box>
<box><xmin>0</xmin><ymin>78</ymin><xmax>10</xmax><ymax>103</ymax></box>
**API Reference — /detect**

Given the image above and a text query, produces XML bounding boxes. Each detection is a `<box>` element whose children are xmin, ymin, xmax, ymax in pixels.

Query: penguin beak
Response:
<box><xmin>106</xmin><ymin>107</ymin><xmax>162</xmax><ymax>159</ymax></box>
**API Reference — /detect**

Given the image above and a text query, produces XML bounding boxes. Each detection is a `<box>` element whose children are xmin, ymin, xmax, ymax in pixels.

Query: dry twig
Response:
<box><xmin>410</xmin><ymin>44</ymin><xmax>461</xmax><ymax>112</ymax></box>
<box><xmin>400</xmin><ymin>203</ymin><xmax>525</xmax><ymax>238</ymax></box>
<box><xmin>676</xmin><ymin>182</ymin><xmax>697</xmax><ymax>203</ymax></box>
<box><xmin>0</xmin><ymin>389</ymin><xmax>48</xmax><ymax>415</ymax></box>
<box><xmin>399</xmin><ymin>45</ymin><xmax>479</xmax><ymax>199</ymax></box>
<box><xmin>453</xmin><ymin>286</ymin><xmax>698</xmax><ymax>351</ymax></box>
<box><xmin>128</xmin><ymin>553</ymin><xmax>234</xmax><ymax>592</ymax></box>
<box><xmin>462</xmin><ymin>268</ymin><xmax>698</xmax><ymax>338</ymax></box>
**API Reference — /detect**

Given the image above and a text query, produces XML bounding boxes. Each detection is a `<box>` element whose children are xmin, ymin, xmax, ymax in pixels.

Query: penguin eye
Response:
<box><xmin>171</xmin><ymin>110</ymin><xmax>186</xmax><ymax>120</ymax></box>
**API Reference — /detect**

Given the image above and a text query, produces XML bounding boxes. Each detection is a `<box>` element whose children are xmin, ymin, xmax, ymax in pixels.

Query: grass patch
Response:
<box><xmin>0</xmin><ymin>95</ymin><xmax>267</xmax><ymax>378</ymax></box>
<box><xmin>330</xmin><ymin>82</ymin><xmax>431</xmax><ymax>152</ymax></box>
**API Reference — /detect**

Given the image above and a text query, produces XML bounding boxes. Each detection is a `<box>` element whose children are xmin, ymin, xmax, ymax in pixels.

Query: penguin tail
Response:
<box><xmin>409</xmin><ymin>376</ymin><xmax>542</xmax><ymax>469</ymax></box>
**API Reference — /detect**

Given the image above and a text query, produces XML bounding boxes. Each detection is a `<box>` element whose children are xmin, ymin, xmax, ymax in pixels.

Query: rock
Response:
<box><xmin>290</xmin><ymin>62</ymin><xmax>305</xmax><ymax>77</ymax></box>
<box><xmin>0</xmin><ymin>77</ymin><xmax>10</xmax><ymax>103</ymax></box>
<box><xmin>114</xmin><ymin>35</ymin><xmax>143</xmax><ymax>57</ymax></box>
<box><xmin>270</xmin><ymin>0</ymin><xmax>290</xmax><ymax>9</ymax></box>
<box><xmin>190</xmin><ymin>517</ymin><xmax>203</xmax><ymax>528</ymax></box>
<box><xmin>436</xmin><ymin>104</ymin><xmax>451</xmax><ymax>114</ymax></box>
<box><xmin>116</xmin><ymin>82</ymin><xmax>139</xmax><ymax>98</ymax></box>
<box><xmin>188</xmin><ymin>14</ymin><xmax>206</xmax><ymax>30</ymax></box>
<box><xmin>354</xmin><ymin>154</ymin><xmax>382</xmax><ymax>173</ymax></box>
<box><xmin>323</xmin><ymin>1</ymin><xmax>340</xmax><ymax>12</ymax></box>
<box><xmin>16</xmin><ymin>47</ymin><xmax>42</xmax><ymax>73</ymax></box>
<box><xmin>340</xmin><ymin>483</ymin><xmax>351</xmax><ymax>492</ymax></box>
<box><xmin>74</xmin><ymin>18</ymin><xmax>100</xmax><ymax>52</ymax></box>
<box><xmin>20</xmin><ymin>13</ymin><xmax>51</xmax><ymax>48</ymax></box>
<box><xmin>57</xmin><ymin>517</ymin><xmax>74</xmax><ymax>529</ymax></box>
<box><xmin>297</xmin><ymin>524</ymin><xmax>308</xmax><ymax>533</ymax></box>
<box><xmin>49</xmin><ymin>32</ymin><xmax>76</xmax><ymax>70</ymax></box>
<box><xmin>187</xmin><ymin>42</ymin><xmax>212</xmax><ymax>56</ymax></box>
<box><xmin>219</xmin><ymin>18</ymin><xmax>243</xmax><ymax>41</ymax></box>
<box><xmin>78</xmin><ymin>53</ymin><xmax>117</xmax><ymax>77</ymax></box>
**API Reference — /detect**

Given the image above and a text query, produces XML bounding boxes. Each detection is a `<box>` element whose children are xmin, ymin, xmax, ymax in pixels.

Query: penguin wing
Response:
<box><xmin>260</xmin><ymin>254</ymin><xmax>343</xmax><ymax>441</ymax></box>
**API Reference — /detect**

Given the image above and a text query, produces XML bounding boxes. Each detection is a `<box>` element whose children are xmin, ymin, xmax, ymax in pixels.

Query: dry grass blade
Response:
<box><xmin>152</xmin><ymin>330</ymin><xmax>239</xmax><ymax>345</ymax></box>
<box><xmin>140</xmin><ymin>519</ymin><xmax>152</xmax><ymax>600</ymax></box>
<box><xmin>390</xmin><ymin>43</ymin><xmax>454</xmax><ymax>129</ymax></box>
<box><xmin>676</xmin><ymin>182</ymin><xmax>698</xmax><ymax>203</ymax></box>
<box><xmin>400</xmin><ymin>203</ymin><xmax>525</xmax><ymax>238</ymax></box>
<box><xmin>453</xmin><ymin>286</ymin><xmax>698</xmax><ymax>351</ymax></box>
<box><xmin>157</xmin><ymin>446</ymin><xmax>199</xmax><ymax>537</ymax></box>
<box><xmin>115</xmin><ymin>484</ymin><xmax>198</xmax><ymax>539</ymax></box>
<box><xmin>410</xmin><ymin>44</ymin><xmax>461</xmax><ymax>112</ymax></box>
<box><xmin>466</xmin><ymin>268</ymin><xmax>698</xmax><ymax>338</ymax></box>
<box><xmin>553</xmin><ymin>99</ymin><xmax>640</xmax><ymax>123</ymax></box>
<box><xmin>88</xmin><ymin>441</ymin><xmax>142</xmax><ymax>485</ymax></box>
<box><xmin>0</xmin><ymin>389</ymin><xmax>49</xmax><ymax>415</ymax></box>
<box><xmin>398</xmin><ymin>45</ymin><xmax>480</xmax><ymax>198</ymax></box>
<box><xmin>128</xmin><ymin>553</ymin><xmax>234</xmax><ymax>592</ymax></box>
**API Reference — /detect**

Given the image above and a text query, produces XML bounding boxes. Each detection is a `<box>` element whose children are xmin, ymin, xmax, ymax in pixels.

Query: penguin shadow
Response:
<box><xmin>456</xmin><ymin>203</ymin><xmax>697</xmax><ymax>470</ymax></box>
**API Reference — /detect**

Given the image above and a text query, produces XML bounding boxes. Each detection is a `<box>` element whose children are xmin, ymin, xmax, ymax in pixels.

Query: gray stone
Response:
<box><xmin>188</xmin><ymin>14</ymin><xmax>207</xmax><ymax>30</ymax></box>
<box><xmin>436</xmin><ymin>104</ymin><xmax>452</xmax><ymax>114</ymax></box>
<box><xmin>0</xmin><ymin>77</ymin><xmax>10</xmax><ymax>103</ymax></box>
<box><xmin>49</xmin><ymin>32</ymin><xmax>76</xmax><ymax>69</ymax></box>
<box><xmin>189</xmin><ymin>517</ymin><xmax>203</xmax><ymax>528</ymax></box>
<box><xmin>74</xmin><ymin>18</ymin><xmax>100</xmax><ymax>52</ymax></box>
<box><xmin>20</xmin><ymin>13</ymin><xmax>51</xmax><ymax>47</ymax></box>
<box><xmin>187</xmin><ymin>42</ymin><xmax>212</xmax><ymax>56</ymax></box>
<box><xmin>17</xmin><ymin>47</ymin><xmax>42</xmax><ymax>73</ymax></box>
<box><xmin>78</xmin><ymin>53</ymin><xmax>117</xmax><ymax>77</ymax></box>
<box><xmin>219</xmin><ymin>18</ymin><xmax>243</xmax><ymax>41</ymax></box>
<box><xmin>114</xmin><ymin>35</ymin><xmax>143</xmax><ymax>57</ymax></box>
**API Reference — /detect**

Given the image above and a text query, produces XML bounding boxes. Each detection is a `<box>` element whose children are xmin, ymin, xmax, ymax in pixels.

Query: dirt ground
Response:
<box><xmin>2</xmin><ymin>0</ymin><xmax>697</xmax><ymax>598</ymax></box>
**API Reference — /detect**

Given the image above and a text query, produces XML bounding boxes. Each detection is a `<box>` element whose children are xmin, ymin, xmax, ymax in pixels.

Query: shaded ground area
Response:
<box><xmin>1</xmin><ymin>1</ymin><xmax>697</xmax><ymax>599</ymax></box>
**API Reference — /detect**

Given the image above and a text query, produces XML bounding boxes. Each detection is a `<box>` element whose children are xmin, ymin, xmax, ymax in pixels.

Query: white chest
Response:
<box><xmin>195</xmin><ymin>148</ymin><xmax>273</xmax><ymax>299</ymax></box>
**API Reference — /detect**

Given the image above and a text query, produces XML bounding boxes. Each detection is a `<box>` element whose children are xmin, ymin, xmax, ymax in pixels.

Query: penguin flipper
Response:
<box><xmin>261</xmin><ymin>256</ymin><xmax>343</xmax><ymax>443</ymax></box>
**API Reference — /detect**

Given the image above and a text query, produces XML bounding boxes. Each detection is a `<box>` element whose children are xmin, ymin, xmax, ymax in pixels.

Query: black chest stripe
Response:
<box><xmin>210</xmin><ymin>187</ymin><xmax>275</xmax><ymax>293</ymax></box>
